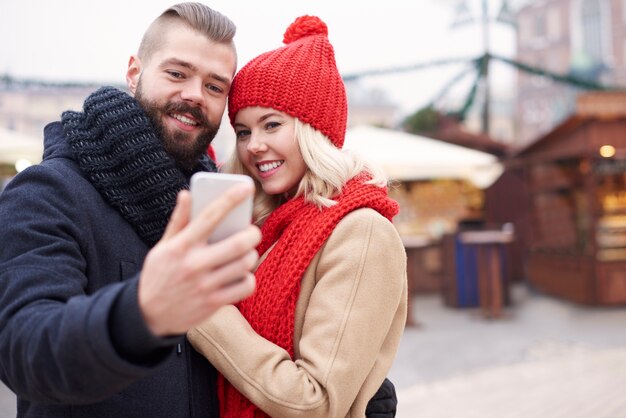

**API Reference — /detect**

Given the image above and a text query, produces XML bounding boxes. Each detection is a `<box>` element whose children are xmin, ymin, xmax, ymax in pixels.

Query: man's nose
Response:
<box><xmin>180</xmin><ymin>81</ymin><xmax>204</xmax><ymax>107</ymax></box>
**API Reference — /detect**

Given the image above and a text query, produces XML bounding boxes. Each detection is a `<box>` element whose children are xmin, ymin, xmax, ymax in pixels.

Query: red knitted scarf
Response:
<box><xmin>217</xmin><ymin>176</ymin><xmax>399</xmax><ymax>418</ymax></box>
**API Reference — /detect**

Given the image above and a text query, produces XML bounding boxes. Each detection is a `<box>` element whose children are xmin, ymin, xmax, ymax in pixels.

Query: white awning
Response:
<box><xmin>344</xmin><ymin>125</ymin><xmax>503</xmax><ymax>188</ymax></box>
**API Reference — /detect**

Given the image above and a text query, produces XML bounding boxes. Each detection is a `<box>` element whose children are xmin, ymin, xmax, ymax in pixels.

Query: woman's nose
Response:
<box><xmin>247</xmin><ymin>133</ymin><xmax>267</xmax><ymax>153</ymax></box>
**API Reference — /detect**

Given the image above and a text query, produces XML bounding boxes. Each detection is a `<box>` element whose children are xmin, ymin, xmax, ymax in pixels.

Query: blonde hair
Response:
<box><xmin>223</xmin><ymin>119</ymin><xmax>387</xmax><ymax>225</ymax></box>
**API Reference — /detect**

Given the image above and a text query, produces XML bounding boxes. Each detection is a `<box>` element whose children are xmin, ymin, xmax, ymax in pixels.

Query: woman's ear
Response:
<box><xmin>126</xmin><ymin>55</ymin><xmax>142</xmax><ymax>94</ymax></box>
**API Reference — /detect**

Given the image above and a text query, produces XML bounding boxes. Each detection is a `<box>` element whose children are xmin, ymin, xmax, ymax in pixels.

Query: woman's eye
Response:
<box><xmin>266</xmin><ymin>121</ymin><xmax>281</xmax><ymax>130</ymax></box>
<box><xmin>235</xmin><ymin>130</ymin><xmax>250</xmax><ymax>139</ymax></box>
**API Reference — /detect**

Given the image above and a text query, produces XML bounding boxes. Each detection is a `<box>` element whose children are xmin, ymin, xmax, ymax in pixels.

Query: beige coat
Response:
<box><xmin>188</xmin><ymin>208</ymin><xmax>407</xmax><ymax>418</ymax></box>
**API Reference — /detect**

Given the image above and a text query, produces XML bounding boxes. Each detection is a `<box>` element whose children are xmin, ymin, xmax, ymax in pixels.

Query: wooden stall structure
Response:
<box><xmin>515</xmin><ymin>91</ymin><xmax>626</xmax><ymax>305</ymax></box>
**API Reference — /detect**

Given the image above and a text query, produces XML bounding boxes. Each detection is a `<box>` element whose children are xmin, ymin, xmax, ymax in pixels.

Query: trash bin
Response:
<box><xmin>454</xmin><ymin>235</ymin><xmax>480</xmax><ymax>307</ymax></box>
<box><xmin>442</xmin><ymin>226</ymin><xmax>514</xmax><ymax>316</ymax></box>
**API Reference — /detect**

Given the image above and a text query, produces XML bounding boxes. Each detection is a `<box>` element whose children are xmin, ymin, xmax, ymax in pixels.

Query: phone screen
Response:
<box><xmin>190</xmin><ymin>173</ymin><xmax>254</xmax><ymax>243</ymax></box>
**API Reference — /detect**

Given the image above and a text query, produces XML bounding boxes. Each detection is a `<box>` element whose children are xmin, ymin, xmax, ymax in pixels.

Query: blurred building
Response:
<box><xmin>345</xmin><ymin>81</ymin><xmax>400</xmax><ymax>128</ymax></box>
<box><xmin>0</xmin><ymin>78</ymin><xmax>101</xmax><ymax>181</ymax></box>
<box><xmin>515</xmin><ymin>0</ymin><xmax>626</xmax><ymax>145</ymax></box>
<box><xmin>0</xmin><ymin>77</ymin><xmax>99</xmax><ymax>139</ymax></box>
<box><xmin>463</xmin><ymin>92</ymin><xmax>517</xmax><ymax>144</ymax></box>
<box><xmin>487</xmin><ymin>90</ymin><xmax>626</xmax><ymax>305</ymax></box>
<box><xmin>0</xmin><ymin>76</ymin><xmax>400</xmax><ymax>171</ymax></box>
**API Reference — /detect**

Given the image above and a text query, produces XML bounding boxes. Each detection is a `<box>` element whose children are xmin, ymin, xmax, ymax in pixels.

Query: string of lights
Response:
<box><xmin>341</xmin><ymin>52</ymin><xmax>621</xmax><ymax>122</ymax></box>
<box><xmin>2</xmin><ymin>50</ymin><xmax>621</xmax><ymax>123</ymax></box>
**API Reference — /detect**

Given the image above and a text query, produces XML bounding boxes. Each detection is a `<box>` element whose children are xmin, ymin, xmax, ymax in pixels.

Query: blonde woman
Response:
<box><xmin>188</xmin><ymin>15</ymin><xmax>407</xmax><ymax>418</ymax></box>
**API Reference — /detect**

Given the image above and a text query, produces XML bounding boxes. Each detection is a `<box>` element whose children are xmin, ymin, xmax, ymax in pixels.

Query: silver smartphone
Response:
<box><xmin>190</xmin><ymin>172</ymin><xmax>254</xmax><ymax>243</ymax></box>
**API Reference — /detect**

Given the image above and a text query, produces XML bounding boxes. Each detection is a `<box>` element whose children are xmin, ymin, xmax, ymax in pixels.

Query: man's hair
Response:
<box><xmin>138</xmin><ymin>2</ymin><xmax>237</xmax><ymax>63</ymax></box>
<box><xmin>223</xmin><ymin>118</ymin><xmax>388</xmax><ymax>225</ymax></box>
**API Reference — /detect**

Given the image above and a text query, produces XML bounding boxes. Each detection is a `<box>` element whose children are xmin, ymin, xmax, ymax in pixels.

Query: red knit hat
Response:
<box><xmin>228</xmin><ymin>15</ymin><xmax>347</xmax><ymax>148</ymax></box>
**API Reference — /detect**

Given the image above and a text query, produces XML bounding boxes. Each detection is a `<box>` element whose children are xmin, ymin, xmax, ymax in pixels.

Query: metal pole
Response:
<box><xmin>481</xmin><ymin>0</ymin><xmax>491</xmax><ymax>135</ymax></box>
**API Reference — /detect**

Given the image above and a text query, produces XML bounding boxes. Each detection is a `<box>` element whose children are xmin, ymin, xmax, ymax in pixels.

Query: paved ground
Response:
<box><xmin>390</xmin><ymin>284</ymin><xmax>626</xmax><ymax>418</ymax></box>
<box><xmin>2</xmin><ymin>284</ymin><xmax>626</xmax><ymax>417</ymax></box>
<box><xmin>396</xmin><ymin>345</ymin><xmax>626</xmax><ymax>418</ymax></box>
<box><xmin>0</xmin><ymin>383</ymin><xmax>12</xmax><ymax>418</ymax></box>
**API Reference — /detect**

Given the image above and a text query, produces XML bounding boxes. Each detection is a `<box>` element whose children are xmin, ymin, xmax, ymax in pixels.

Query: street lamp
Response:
<box><xmin>449</xmin><ymin>0</ymin><xmax>516</xmax><ymax>135</ymax></box>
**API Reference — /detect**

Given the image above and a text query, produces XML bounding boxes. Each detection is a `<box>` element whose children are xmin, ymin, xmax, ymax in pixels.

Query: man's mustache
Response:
<box><xmin>164</xmin><ymin>102</ymin><xmax>209</xmax><ymax>128</ymax></box>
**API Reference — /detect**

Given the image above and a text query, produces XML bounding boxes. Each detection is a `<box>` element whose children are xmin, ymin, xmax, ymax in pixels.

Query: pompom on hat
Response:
<box><xmin>228</xmin><ymin>15</ymin><xmax>348</xmax><ymax>148</ymax></box>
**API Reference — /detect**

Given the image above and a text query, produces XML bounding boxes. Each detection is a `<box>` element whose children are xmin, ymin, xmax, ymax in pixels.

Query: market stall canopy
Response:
<box><xmin>0</xmin><ymin>128</ymin><xmax>43</xmax><ymax>166</ymax></box>
<box><xmin>344</xmin><ymin>125</ymin><xmax>503</xmax><ymax>188</ymax></box>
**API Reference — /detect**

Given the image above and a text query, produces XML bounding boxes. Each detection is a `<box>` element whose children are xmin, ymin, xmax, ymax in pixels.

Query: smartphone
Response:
<box><xmin>190</xmin><ymin>172</ymin><xmax>254</xmax><ymax>243</ymax></box>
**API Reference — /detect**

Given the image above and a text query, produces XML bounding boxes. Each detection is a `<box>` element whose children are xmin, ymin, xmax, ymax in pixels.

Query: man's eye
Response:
<box><xmin>207</xmin><ymin>84</ymin><xmax>224</xmax><ymax>94</ymax></box>
<box><xmin>166</xmin><ymin>71</ymin><xmax>184</xmax><ymax>79</ymax></box>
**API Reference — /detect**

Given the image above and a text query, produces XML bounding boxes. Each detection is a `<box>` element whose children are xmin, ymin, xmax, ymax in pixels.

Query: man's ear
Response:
<box><xmin>126</xmin><ymin>55</ymin><xmax>142</xmax><ymax>95</ymax></box>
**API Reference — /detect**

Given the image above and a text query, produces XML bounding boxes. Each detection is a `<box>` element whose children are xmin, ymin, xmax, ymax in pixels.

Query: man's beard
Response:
<box><xmin>135</xmin><ymin>83</ymin><xmax>220</xmax><ymax>172</ymax></box>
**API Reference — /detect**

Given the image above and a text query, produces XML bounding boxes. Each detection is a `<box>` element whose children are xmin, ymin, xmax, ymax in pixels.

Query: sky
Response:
<box><xmin>1</xmin><ymin>0</ymin><xmax>517</xmax><ymax>117</ymax></box>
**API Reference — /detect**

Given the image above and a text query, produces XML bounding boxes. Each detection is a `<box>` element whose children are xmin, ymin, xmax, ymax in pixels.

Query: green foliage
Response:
<box><xmin>403</xmin><ymin>106</ymin><xmax>440</xmax><ymax>134</ymax></box>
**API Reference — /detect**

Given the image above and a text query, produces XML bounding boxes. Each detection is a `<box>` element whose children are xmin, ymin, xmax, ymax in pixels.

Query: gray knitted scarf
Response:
<box><xmin>61</xmin><ymin>86</ymin><xmax>217</xmax><ymax>247</ymax></box>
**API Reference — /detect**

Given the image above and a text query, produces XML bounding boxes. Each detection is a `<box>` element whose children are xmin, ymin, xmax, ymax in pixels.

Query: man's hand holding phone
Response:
<box><xmin>138</xmin><ymin>173</ymin><xmax>260</xmax><ymax>337</ymax></box>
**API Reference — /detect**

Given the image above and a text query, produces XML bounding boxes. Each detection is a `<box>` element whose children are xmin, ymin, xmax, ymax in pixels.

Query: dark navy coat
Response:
<box><xmin>0</xmin><ymin>122</ymin><xmax>218</xmax><ymax>417</ymax></box>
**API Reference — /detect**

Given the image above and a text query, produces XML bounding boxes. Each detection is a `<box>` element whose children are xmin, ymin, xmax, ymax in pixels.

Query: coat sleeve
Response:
<box><xmin>0</xmin><ymin>164</ymin><xmax>172</xmax><ymax>404</ymax></box>
<box><xmin>188</xmin><ymin>209</ymin><xmax>407</xmax><ymax>417</ymax></box>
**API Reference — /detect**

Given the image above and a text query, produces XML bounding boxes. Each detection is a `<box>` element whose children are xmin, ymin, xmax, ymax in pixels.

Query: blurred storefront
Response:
<box><xmin>490</xmin><ymin>91</ymin><xmax>626</xmax><ymax>306</ymax></box>
<box><xmin>390</xmin><ymin>178</ymin><xmax>484</xmax><ymax>293</ymax></box>
<box><xmin>344</xmin><ymin>127</ymin><xmax>503</xmax><ymax>247</ymax></box>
